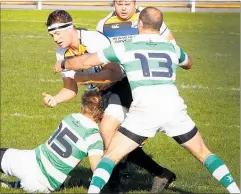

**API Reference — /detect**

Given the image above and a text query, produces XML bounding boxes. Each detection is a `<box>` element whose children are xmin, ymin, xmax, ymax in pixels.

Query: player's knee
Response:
<box><xmin>100</xmin><ymin>114</ymin><xmax>120</xmax><ymax>132</ymax></box>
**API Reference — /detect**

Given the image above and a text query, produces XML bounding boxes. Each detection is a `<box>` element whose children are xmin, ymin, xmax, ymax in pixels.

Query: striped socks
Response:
<box><xmin>88</xmin><ymin>157</ymin><xmax>115</xmax><ymax>193</ymax></box>
<box><xmin>204</xmin><ymin>154</ymin><xmax>240</xmax><ymax>193</ymax></box>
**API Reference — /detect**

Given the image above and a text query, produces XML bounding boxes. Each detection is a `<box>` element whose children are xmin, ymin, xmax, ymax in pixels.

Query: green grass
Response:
<box><xmin>1</xmin><ymin>10</ymin><xmax>240</xmax><ymax>193</ymax></box>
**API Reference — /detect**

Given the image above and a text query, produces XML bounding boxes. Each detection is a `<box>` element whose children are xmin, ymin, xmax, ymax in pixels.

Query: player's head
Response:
<box><xmin>113</xmin><ymin>0</ymin><xmax>136</xmax><ymax>20</ymax></box>
<box><xmin>138</xmin><ymin>7</ymin><xmax>163</xmax><ymax>33</ymax></box>
<box><xmin>81</xmin><ymin>90</ymin><xmax>104</xmax><ymax>123</ymax></box>
<box><xmin>46</xmin><ymin>10</ymin><xmax>75</xmax><ymax>48</ymax></box>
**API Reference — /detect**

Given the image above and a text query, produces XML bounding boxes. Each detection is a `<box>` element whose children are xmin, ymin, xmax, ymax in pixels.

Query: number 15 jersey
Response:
<box><xmin>35</xmin><ymin>113</ymin><xmax>104</xmax><ymax>191</ymax></box>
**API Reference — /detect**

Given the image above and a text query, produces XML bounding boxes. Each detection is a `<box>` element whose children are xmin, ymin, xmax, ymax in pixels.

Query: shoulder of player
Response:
<box><xmin>80</xmin><ymin>30</ymin><xmax>111</xmax><ymax>52</ymax></box>
<box><xmin>96</xmin><ymin>11</ymin><xmax>114</xmax><ymax>31</ymax></box>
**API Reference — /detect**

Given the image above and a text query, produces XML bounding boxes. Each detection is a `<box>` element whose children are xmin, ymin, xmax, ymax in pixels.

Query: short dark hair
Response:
<box><xmin>46</xmin><ymin>10</ymin><xmax>72</xmax><ymax>27</ymax></box>
<box><xmin>139</xmin><ymin>7</ymin><xmax>163</xmax><ymax>31</ymax></box>
<box><xmin>81</xmin><ymin>90</ymin><xmax>103</xmax><ymax>122</ymax></box>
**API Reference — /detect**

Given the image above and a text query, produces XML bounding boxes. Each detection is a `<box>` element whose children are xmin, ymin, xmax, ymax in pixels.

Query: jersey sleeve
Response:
<box><xmin>96</xmin><ymin>12</ymin><xmax>114</xmax><ymax>32</ymax></box>
<box><xmin>97</xmin><ymin>44</ymin><xmax>122</xmax><ymax>65</ymax></box>
<box><xmin>174</xmin><ymin>44</ymin><xmax>189</xmax><ymax>66</ymax></box>
<box><xmin>96</xmin><ymin>19</ymin><xmax>105</xmax><ymax>33</ymax></box>
<box><xmin>86</xmin><ymin>130</ymin><xmax>104</xmax><ymax>156</ymax></box>
<box><xmin>81</xmin><ymin>30</ymin><xmax>110</xmax><ymax>53</ymax></box>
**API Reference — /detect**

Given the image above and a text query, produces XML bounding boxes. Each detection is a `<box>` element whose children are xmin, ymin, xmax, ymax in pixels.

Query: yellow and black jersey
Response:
<box><xmin>96</xmin><ymin>7</ymin><xmax>169</xmax><ymax>44</ymax></box>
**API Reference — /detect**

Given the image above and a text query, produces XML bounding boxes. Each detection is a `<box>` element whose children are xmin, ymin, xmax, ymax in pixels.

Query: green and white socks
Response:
<box><xmin>88</xmin><ymin>157</ymin><xmax>115</xmax><ymax>193</ymax></box>
<box><xmin>88</xmin><ymin>155</ymin><xmax>240</xmax><ymax>193</ymax></box>
<box><xmin>204</xmin><ymin>154</ymin><xmax>240</xmax><ymax>193</ymax></box>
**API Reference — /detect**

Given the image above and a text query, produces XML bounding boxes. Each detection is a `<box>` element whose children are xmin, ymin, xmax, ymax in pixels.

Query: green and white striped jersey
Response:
<box><xmin>35</xmin><ymin>113</ymin><xmax>104</xmax><ymax>191</ymax></box>
<box><xmin>97</xmin><ymin>34</ymin><xmax>188</xmax><ymax>93</ymax></box>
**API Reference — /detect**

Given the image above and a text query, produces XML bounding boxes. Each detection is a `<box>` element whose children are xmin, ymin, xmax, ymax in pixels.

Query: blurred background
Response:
<box><xmin>1</xmin><ymin>0</ymin><xmax>240</xmax><ymax>12</ymax></box>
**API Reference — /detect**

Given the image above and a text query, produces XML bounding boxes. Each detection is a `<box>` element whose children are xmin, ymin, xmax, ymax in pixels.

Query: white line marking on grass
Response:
<box><xmin>3</xmin><ymin>35</ymin><xmax>48</xmax><ymax>39</ymax></box>
<box><xmin>180</xmin><ymin>83</ymin><xmax>209</xmax><ymax>90</ymax></box>
<box><xmin>7</xmin><ymin>113</ymin><xmax>58</xmax><ymax>119</ymax></box>
<box><xmin>215</xmin><ymin>53</ymin><xmax>231</xmax><ymax>57</ymax></box>
<box><xmin>204</xmin><ymin>123</ymin><xmax>239</xmax><ymax>128</ymax></box>
<box><xmin>40</xmin><ymin>78</ymin><xmax>62</xmax><ymax>83</ymax></box>
<box><xmin>179</xmin><ymin>84</ymin><xmax>240</xmax><ymax>91</ymax></box>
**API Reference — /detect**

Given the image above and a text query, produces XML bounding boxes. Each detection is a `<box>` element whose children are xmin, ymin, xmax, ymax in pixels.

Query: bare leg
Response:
<box><xmin>99</xmin><ymin>113</ymin><xmax>120</xmax><ymax>149</ymax></box>
<box><xmin>182</xmin><ymin>130</ymin><xmax>240</xmax><ymax>193</ymax></box>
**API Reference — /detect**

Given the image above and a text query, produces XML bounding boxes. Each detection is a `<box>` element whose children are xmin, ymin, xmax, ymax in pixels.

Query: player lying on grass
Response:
<box><xmin>43</xmin><ymin>9</ymin><xmax>176</xmax><ymax>193</ymax></box>
<box><xmin>55</xmin><ymin>7</ymin><xmax>240</xmax><ymax>194</ymax></box>
<box><xmin>0</xmin><ymin>90</ymin><xmax>104</xmax><ymax>193</ymax></box>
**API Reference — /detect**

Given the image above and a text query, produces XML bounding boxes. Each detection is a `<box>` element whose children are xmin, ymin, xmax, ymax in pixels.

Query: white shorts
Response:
<box><xmin>1</xmin><ymin>149</ymin><xmax>51</xmax><ymax>193</ymax></box>
<box><xmin>104</xmin><ymin>93</ymin><xmax>128</xmax><ymax>123</ymax></box>
<box><xmin>121</xmin><ymin>94</ymin><xmax>195</xmax><ymax>138</ymax></box>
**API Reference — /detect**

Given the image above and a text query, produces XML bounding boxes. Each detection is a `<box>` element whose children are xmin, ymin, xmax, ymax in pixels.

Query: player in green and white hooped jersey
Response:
<box><xmin>57</xmin><ymin>7</ymin><xmax>240</xmax><ymax>194</ymax></box>
<box><xmin>0</xmin><ymin>90</ymin><xmax>104</xmax><ymax>193</ymax></box>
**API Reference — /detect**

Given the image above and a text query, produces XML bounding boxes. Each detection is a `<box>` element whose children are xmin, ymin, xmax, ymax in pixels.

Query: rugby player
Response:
<box><xmin>56</xmin><ymin>7</ymin><xmax>240</xmax><ymax>194</ymax></box>
<box><xmin>96</xmin><ymin>0</ymin><xmax>176</xmax><ymax>192</ymax></box>
<box><xmin>0</xmin><ymin>90</ymin><xmax>105</xmax><ymax>193</ymax></box>
<box><xmin>44</xmin><ymin>9</ymin><xmax>176</xmax><ymax>193</ymax></box>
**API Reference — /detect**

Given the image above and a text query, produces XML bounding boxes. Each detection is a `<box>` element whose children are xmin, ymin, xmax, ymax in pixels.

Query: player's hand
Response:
<box><xmin>42</xmin><ymin>92</ymin><xmax>57</xmax><ymax>107</ymax></box>
<box><xmin>54</xmin><ymin>61</ymin><xmax>63</xmax><ymax>74</ymax></box>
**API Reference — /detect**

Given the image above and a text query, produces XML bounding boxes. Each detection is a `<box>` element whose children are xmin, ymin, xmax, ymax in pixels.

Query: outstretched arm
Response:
<box><xmin>54</xmin><ymin>53</ymin><xmax>103</xmax><ymax>73</ymax></box>
<box><xmin>74</xmin><ymin>62</ymin><xmax>122</xmax><ymax>85</ymax></box>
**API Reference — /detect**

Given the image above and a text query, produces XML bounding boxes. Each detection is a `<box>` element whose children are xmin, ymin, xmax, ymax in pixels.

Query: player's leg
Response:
<box><xmin>127</xmin><ymin>146</ymin><xmax>176</xmax><ymax>192</ymax></box>
<box><xmin>99</xmin><ymin>91</ymin><xmax>128</xmax><ymax>192</ymax></box>
<box><xmin>1</xmin><ymin>148</ymin><xmax>50</xmax><ymax>193</ymax></box>
<box><xmin>88</xmin><ymin>130</ymin><xmax>145</xmax><ymax>193</ymax></box>
<box><xmin>89</xmin><ymin>107</ymin><xmax>152</xmax><ymax>193</ymax></box>
<box><xmin>0</xmin><ymin>148</ymin><xmax>21</xmax><ymax>189</ymax></box>
<box><xmin>166</xmin><ymin>109</ymin><xmax>240</xmax><ymax>194</ymax></box>
<box><xmin>111</xmin><ymin>77</ymin><xmax>176</xmax><ymax>190</ymax></box>
<box><xmin>100</xmin><ymin>105</ymin><xmax>126</xmax><ymax>148</ymax></box>
<box><xmin>179</xmin><ymin>127</ymin><xmax>240</xmax><ymax>193</ymax></box>
<box><xmin>0</xmin><ymin>148</ymin><xmax>8</xmax><ymax>173</ymax></box>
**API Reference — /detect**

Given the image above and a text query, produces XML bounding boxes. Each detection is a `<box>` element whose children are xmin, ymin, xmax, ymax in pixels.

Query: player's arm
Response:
<box><xmin>74</xmin><ymin>62</ymin><xmax>122</xmax><ymax>85</ymax></box>
<box><xmin>56</xmin><ymin>45</ymin><xmax>119</xmax><ymax>73</ymax></box>
<box><xmin>42</xmin><ymin>75</ymin><xmax>78</xmax><ymax>107</ymax></box>
<box><xmin>86</xmin><ymin>132</ymin><xmax>105</xmax><ymax>171</ymax></box>
<box><xmin>53</xmin><ymin>77</ymin><xmax>78</xmax><ymax>103</ymax></box>
<box><xmin>65</xmin><ymin>53</ymin><xmax>103</xmax><ymax>70</ymax></box>
<box><xmin>175</xmin><ymin>44</ymin><xmax>192</xmax><ymax>70</ymax></box>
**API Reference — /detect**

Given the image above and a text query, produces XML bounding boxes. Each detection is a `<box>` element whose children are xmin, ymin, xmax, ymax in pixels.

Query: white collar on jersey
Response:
<box><xmin>132</xmin><ymin>34</ymin><xmax>168</xmax><ymax>43</ymax></box>
<box><xmin>72</xmin><ymin>113</ymin><xmax>99</xmax><ymax>129</ymax></box>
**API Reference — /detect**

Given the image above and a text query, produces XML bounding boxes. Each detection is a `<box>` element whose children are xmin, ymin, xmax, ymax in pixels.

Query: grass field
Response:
<box><xmin>1</xmin><ymin>10</ymin><xmax>240</xmax><ymax>193</ymax></box>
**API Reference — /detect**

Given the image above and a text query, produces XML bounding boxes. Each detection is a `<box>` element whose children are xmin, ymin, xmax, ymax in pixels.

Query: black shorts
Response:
<box><xmin>100</xmin><ymin>76</ymin><xmax>133</xmax><ymax>110</ymax></box>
